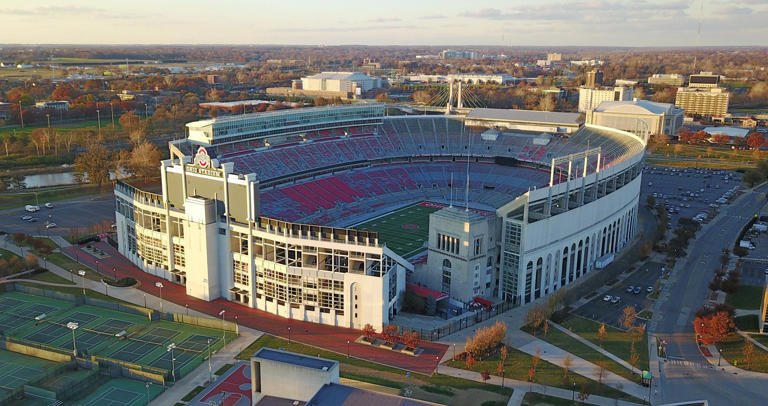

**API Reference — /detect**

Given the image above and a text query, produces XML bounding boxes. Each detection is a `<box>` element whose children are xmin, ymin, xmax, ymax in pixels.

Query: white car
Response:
<box><xmin>603</xmin><ymin>295</ymin><xmax>612</xmax><ymax>302</ymax></box>
<box><xmin>45</xmin><ymin>222</ymin><xmax>56</xmax><ymax>229</ymax></box>
<box><xmin>21</xmin><ymin>215</ymin><xmax>32</xmax><ymax>221</ymax></box>
<box><xmin>610</xmin><ymin>296</ymin><xmax>621</xmax><ymax>304</ymax></box>
<box><xmin>44</xmin><ymin>202</ymin><xmax>53</xmax><ymax>209</ymax></box>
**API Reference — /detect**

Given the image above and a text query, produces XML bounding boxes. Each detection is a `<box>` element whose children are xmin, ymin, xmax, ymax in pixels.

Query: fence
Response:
<box><xmin>3</xmin><ymin>337</ymin><xmax>73</xmax><ymax>363</ymax></box>
<box><xmin>171</xmin><ymin>313</ymin><xmax>239</xmax><ymax>334</ymax></box>
<box><xmin>401</xmin><ymin>301</ymin><xmax>515</xmax><ymax>341</ymax></box>
<box><xmin>92</xmin><ymin>355</ymin><xmax>167</xmax><ymax>386</ymax></box>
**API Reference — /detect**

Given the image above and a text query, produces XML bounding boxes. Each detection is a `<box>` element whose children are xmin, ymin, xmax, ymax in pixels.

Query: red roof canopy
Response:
<box><xmin>407</xmin><ymin>284</ymin><xmax>448</xmax><ymax>301</ymax></box>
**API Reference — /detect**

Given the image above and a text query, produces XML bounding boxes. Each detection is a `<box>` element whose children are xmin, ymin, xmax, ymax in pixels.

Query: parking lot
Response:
<box><xmin>641</xmin><ymin>166</ymin><xmax>742</xmax><ymax>227</ymax></box>
<box><xmin>0</xmin><ymin>193</ymin><xmax>115</xmax><ymax>237</ymax></box>
<box><xmin>739</xmin><ymin>259</ymin><xmax>768</xmax><ymax>287</ymax></box>
<box><xmin>573</xmin><ymin>261</ymin><xmax>665</xmax><ymax>329</ymax></box>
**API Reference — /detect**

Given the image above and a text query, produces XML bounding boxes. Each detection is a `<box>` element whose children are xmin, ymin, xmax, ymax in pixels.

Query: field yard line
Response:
<box><xmin>349</xmin><ymin>201</ymin><xmax>425</xmax><ymax>228</ymax></box>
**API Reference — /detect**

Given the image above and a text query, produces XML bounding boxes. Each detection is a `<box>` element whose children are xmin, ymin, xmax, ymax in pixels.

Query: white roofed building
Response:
<box><xmin>301</xmin><ymin>72</ymin><xmax>381</xmax><ymax>94</ymax></box>
<box><xmin>585</xmin><ymin>100</ymin><xmax>684</xmax><ymax>141</ymax></box>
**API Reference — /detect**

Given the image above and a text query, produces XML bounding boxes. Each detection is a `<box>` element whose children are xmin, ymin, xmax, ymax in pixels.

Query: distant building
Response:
<box><xmin>249</xmin><ymin>348</ymin><xmax>433</xmax><ymax>406</ymax></box>
<box><xmin>675</xmin><ymin>87</ymin><xmax>729</xmax><ymax>118</ymax></box>
<box><xmin>406</xmin><ymin>73</ymin><xmax>517</xmax><ymax>85</ymax></box>
<box><xmin>34</xmin><ymin>101</ymin><xmax>69</xmax><ymax>111</ymax></box>
<box><xmin>465</xmin><ymin>108</ymin><xmax>583</xmax><ymax>134</ymax></box>
<box><xmin>440</xmin><ymin>49</ymin><xmax>478</xmax><ymax>60</ymax></box>
<box><xmin>702</xmin><ymin>126</ymin><xmax>750</xmax><ymax>139</ymax></box>
<box><xmin>547</xmin><ymin>53</ymin><xmax>562</xmax><ymax>62</ymax></box>
<box><xmin>648</xmin><ymin>73</ymin><xmax>685</xmax><ymax>87</ymax></box>
<box><xmin>585</xmin><ymin>100</ymin><xmax>684</xmax><ymax>140</ymax></box>
<box><xmin>585</xmin><ymin>70</ymin><xmax>604</xmax><ymax>88</ymax></box>
<box><xmin>570</xmin><ymin>59</ymin><xmax>603</xmax><ymax>67</ymax></box>
<box><xmin>206</xmin><ymin>75</ymin><xmax>220</xmax><ymax>85</ymax></box>
<box><xmin>615</xmin><ymin>79</ymin><xmax>639</xmax><ymax>87</ymax></box>
<box><xmin>578</xmin><ymin>86</ymin><xmax>633</xmax><ymax>112</ymax></box>
<box><xmin>688</xmin><ymin>72</ymin><xmax>721</xmax><ymax>88</ymax></box>
<box><xmin>301</xmin><ymin>72</ymin><xmax>381</xmax><ymax>95</ymax></box>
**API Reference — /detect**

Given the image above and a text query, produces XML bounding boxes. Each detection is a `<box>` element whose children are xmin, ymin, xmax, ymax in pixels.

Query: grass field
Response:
<box><xmin>725</xmin><ymin>285</ymin><xmax>765</xmax><ymax>310</ymax></box>
<box><xmin>718</xmin><ymin>332</ymin><xmax>768</xmax><ymax>373</ymax></box>
<box><xmin>353</xmin><ymin>202</ymin><xmax>441</xmax><ymax>258</ymax></box>
<box><xmin>0</xmin><ymin>184</ymin><xmax>103</xmax><ymax>210</ymax></box>
<box><xmin>560</xmin><ymin>316</ymin><xmax>649</xmax><ymax>372</ymax></box>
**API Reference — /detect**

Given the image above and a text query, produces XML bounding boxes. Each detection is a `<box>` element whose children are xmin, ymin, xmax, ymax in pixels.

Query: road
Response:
<box><xmin>0</xmin><ymin>192</ymin><xmax>115</xmax><ymax>236</ymax></box>
<box><xmin>652</xmin><ymin>183</ymin><xmax>768</xmax><ymax>405</ymax></box>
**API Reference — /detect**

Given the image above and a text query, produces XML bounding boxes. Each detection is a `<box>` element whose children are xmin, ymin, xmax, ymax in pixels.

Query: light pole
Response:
<box><xmin>572</xmin><ymin>381</ymin><xmax>575</xmax><ymax>401</ymax></box>
<box><xmin>207</xmin><ymin>338</ymin><xmax>213</xmax><ymax>383</ymax></box>
<box><xmin>78</xmin><ymin>270</ymin><xmax>86</xmax><ymax>296</ymax></box>
<box><xmin>67</xmin><ymin>322</ymin><xmax>79</xmax><ymax>357</ymax></box>
<box><xmin>110</xmin><ymin>102</ymin><xmax>115</xmax><ymax>130</ymax></box>
<box><xmin>112</xmin><ymin>266</ymin><xmax>117</xmax><ymax>282</ymax></box>
<box><xmin>347</xmin><ymin>340</ymin><xmax>350</xmax><ymax>358</ymax></box>
<box><xmin>453</xmin><ymin>343</ymin><xmax>456</xmax><ymax>361</ymax></box>
<box><xmin>145</xmin><ymin>381</ymin><xmax>151</xmax><ymax>405</ymax></box>
<box><xmin>143</xmin><ymin>292</ymin><xmax>147</xmax><ymax>308</ymax></box>
<box><xmin>69</xmin><ymin>269</ymin><xmax>74</xmax><ymax>283</ymax></box>
<box><xmin>18</xmin><ymin>101</ymin><xmax>23</xmax><ymax>128</ymax></box>
<box><xmin>95</xmin><ymin>259</ymin><xmax>100</xmax><ymax>275</ymax></box>
<box><xmin>155</xmin><ymin>282</ymin><xmax>164</xmax><ymax>313</ymax></box>
<box><xmin>96</xmin><ymin>109</ymin><xmax>101</xmax><ymax>136</ymax></box>
<box><xmin>167</xmin><ymin>343</ymin><xmax>176</xmax><ymax>382</ymax></box>
<box><xmin>718</xmin><ymin>348</ymin><xmax>722</xmax><ymax>366</ymax></box>
<box><xmin>185</xmin><ymin>304</ymin><xmax>189</xmax><ymax>316</ymax></box>
<box><xmin>42</xmin><ymin>256</ymin><xmax>47</xmax><ymax>270</ymax></box>
<box><xmin>288</xmin><ymin>326</ymin><xmax>291</xmax><ymax>344</ymax></box>
<box><xmin>103</xmin><ymin>280</ymin><xmax>108</xmax><ymax>296</ymax></box>
<box><xmin>46</xmin><ymin>114</ymin><xmax>50</xmax><ymax>144</ymax></box>
<box><xmin>219</xmin><ymin>310</ymin><xmax>226</xmax><ymax>342</ymax></box>
<box><xmin>501</xmin><ymin>367</ymin><xmax>505</xmax><ymax>388</ymax></box>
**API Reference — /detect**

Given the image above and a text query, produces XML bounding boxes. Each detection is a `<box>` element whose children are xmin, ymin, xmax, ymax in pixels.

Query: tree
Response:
<box><xmin>712</xmin><ymin>134</ymin><xmax>731</xmax><ymax>145</ymax></box>
<box><xmin>24</xmin><ymin>254</ymin><xmax>38</xmax><ymax>270</ymax></box>
<box><xmin>693</xmin><ymin>311</ymin><xmax>734</xmax><ymax>346</ymax></box>
<box><xmin>532</xmin><ymin>347</ymin><xmax>541</xmax><ymax>371</ymax></box>
<box><xmin>629</xmin><ymin>342</ymin><xmax>640</xmax><ymax>370</ymax></box>
<box><xmin>620</xmin><ymin>305</ymin><xmax>637</xmax><ymax>331</ymax></box>
<box><xmin>121</xmin><ymin>141</ymin><xmax>161</xmax><ymax>181</ymax></box>
<box><xmin>563</xmin><ymin>354</ymin><xmax>573</xmax><ymax>379</ymax></box>
<box><xmin>578</xmin><ymin>384</ymin><xmax>591</xmax><ymax>403</ymax></box>
<box><xmin>598</xmin><ymin>323</ymin><xmax>607</xmax><ymax>348</ymax></box>
<box><xmin>744</xmin><ymin>337</ymin><xmax>755</xmax><ymax>370</ymax></box>
<box><xmin>465</xmin><ymin>352</ymin><xmax>475</xmax><ymax>369</ymax></box>
<box><xmin>382</xmin><ymin>325</ymin><xmax>399</xmax><ymax>344</ymax></box>
<box><xmin>480</xmin><ymin>370</ymin><xmax>491</xmax><ymax>383</ymax></box>
<box><xmin>424</xmin><ymin>294</ymin><xmax>436</xmax><ymax>316</ymax></box>
<box><xmin>118</xmin><ymin>111</ymin><xmax>141</xmax><ymax>133</ymax></box>
<box><xmin>747</xmin><ymin>132</ymin><xmax>765</xmax><ymax>150</ymax></box>
<box><xmin>527</xmin><ymin>367</ymin><xmax>536</xmax><ymax>382</ymax></box>
<box><xmin>500</xmin><ymin>345</ymin><xmax>508</xmax><ymax>362</ymax></box>
<box><xmin>362</xmin><ymin>323</ymin><xmax>376</xmax><ymax>340</ymax></box>
<box><xmin>412</xmin><ymin>90</ymin><xmax>433</xmax><ymax>104</ymax></box>
<box><xmin>646</xmin><ymin>194</ymin><xmax>655</xmax><ymax>207</ymax></box>
<box><xmin>403</xmin><ymin>289</ymin><xmax>425</xmax><ymax>314</ymax></box>
<box><xmin>497</xmin><ymin>360</ymin><xmax>505</xmax><ymax>376</ymax></box>
<box><xmin>538</xmin><ymin>95</ymin><xmax>555</xmax><ymax>112</ymax></box>
<box><xmin>402</xmin><ymin>330</ymin><xmax>420</xmax><ymax>349</ymax></box>
<box><xmin>74</xmin><ymin>142</ymin><xmax>112</xmax><ymax>187</ymax></box>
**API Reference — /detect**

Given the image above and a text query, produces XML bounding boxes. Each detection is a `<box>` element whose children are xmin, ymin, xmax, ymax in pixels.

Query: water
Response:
<box><xmin>15</xmin><ymin>170</ymin><xmax>124</xmax><ymax>189</ymax></box>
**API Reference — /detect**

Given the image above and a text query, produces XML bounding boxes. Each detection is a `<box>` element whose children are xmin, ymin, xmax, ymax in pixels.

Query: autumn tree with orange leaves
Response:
<box><xmin>693</xmin><ymin>311</ymin><xmax>734</xmax><ymax>346</ymax></box>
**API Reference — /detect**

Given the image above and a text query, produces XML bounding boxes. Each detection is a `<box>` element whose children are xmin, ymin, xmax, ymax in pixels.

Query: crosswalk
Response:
<box><xmin>665</xmin><ymin>359</ymin><xmax>714</xmax><ymax>369</ymax></box>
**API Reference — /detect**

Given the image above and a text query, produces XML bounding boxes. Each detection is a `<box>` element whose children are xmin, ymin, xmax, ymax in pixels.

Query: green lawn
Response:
<box><xmin>181</xmin><ymin>386</ymin><xmax>206</xmax><ymax>402</ymax></box>
<box><xmin>0</xmin><ymin>247</ymin><xmax>22</xmax><ymax>261</ymax></box>
<box><xmin>353</xmin><ymin>202</ymin><xmax>441</xmax><ymax>258</ymax></box>
<box><xmin>19</xmin><ymin>271</ymin><xmax>131</xmax><ymax>305</ymax></box>
<box><xmin>560</xmin><ymin>316</ymin><xmax>649</xmax><ymax>371</ymax></box>
<box><xmin>735</xmin><ymin>315</ymin><xmax>760</xmax><ymax>332</ymax></box>
<box><xmin>521</xmin><ymin>324</ymin><xmax>640</xmax><ymax>382</ymax></box>
<box><xmin>446</xmin><ymin>347</ymin><xmax>639</xmax><ymax>402</ymax></box>
<box><xmin>717</xmin><ymin>332</ymin><xmax>768</xmax><ymax>373</ymax></box>
<box><xmin>0</xmin><ymin>184</ymin><xmax>102</xmax><ymax>210</ymax></box>
<box><xmin>726</xmin><ymin>285</ymin><xmax>765</xmax><ymax>310</ymax></box>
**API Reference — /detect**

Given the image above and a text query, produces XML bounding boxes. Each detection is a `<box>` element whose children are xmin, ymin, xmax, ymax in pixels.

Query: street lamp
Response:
<box><xmin>112</xmin><ymin>266</ymin><xmax>117</xmax><ymax>282</ymax></box>
<box><xmin>288</xmin><ymin>326</ymin><xmax>291</xmax><ymax>344</ymax></box>
<box><xmin>67</xmin><ymin>322</ymin><xmax>79</xmax><ymax>357</ymax></box>
<box><xmin>219</xmin><ymin>310</ymin><xmax>226</xmax><ymax>342</ymax></box>
<box><xmin>96</xmin><ymin>109</ymin><xmax>101</xmax><ymax>136</ymax></box>
<box><xmin>145</xmin><ymin>382</ymin><xmax>152</xmax><ymax>405</ymax></box>
<box><xmin>77</xmin><ymin>270</ymin><xmax>86</xmax><ymax>296</ymax></box>
<box><xmin>155</xmin><ymin>282</ymin><xmax>164</xmax><ymax>313</ymax></box>
<box><xmin>167</xmin><ymin>343</ymin><xmax>176</xmax><ymax>382</ymax></box>
<box><xmin>42</xmin><ymin>256</ymin><xmax>47</xmax><ymax>270</ymax></box>
<box><xmin>207</xmin><ymin>338</ymin><xmax>213</xmax><ymax>383</ymax></box>
<box><xmin>347</xmin><ymin>340</ymin><xmax>350</xmax><ymax>358</ymax></box>
<box><xmin>185</xmin><ymin>304</ymin><xmax>189</xmax><ymax>316</ymax></box>
<box><xmin>718</xmin><ymin>348</ymin><xmax>722</xmax><ymax>366</ymax></box>
<box><xmin>103</xmin><ymin>280</ymin><xmax>108</xmax><ymax>296</ymax></box>
<box><xmin>572</xmin><ymin>381</ymin><xmax>576</xmax><ymax>401</ymax></box>
<box><xmin>501</xmin><ymin>367</ymin><xmax>505</xmax><ymax>388</ymax></box>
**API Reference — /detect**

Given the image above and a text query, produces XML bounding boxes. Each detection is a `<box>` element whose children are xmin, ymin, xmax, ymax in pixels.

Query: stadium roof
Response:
<box><xmin>466</xmin><ymin>108</ymin><xmax>582</xmax><ymax>126</ymax></box>
<box><xmin>594</xmin><ymin>100</ymin><xmax>676</xmax><ymax>115</ymax></box>
<box><xmin>304</xmin><ymin>72</ymin><xmax>374</xmax><ymax>81</ymax></box>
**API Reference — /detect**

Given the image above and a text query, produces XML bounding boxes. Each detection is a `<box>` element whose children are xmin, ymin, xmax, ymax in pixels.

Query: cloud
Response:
<box><xmin>714</xmin><ymin>6</ymin><xmax>754</xmax><ymax>15</ymax></box>
<box><xmin>420</xmin><ymin>14</ymin><xmax>446</xmax><ymax>20</ymax></box>
<box><xmin>459</xmin><ymin>1</ymin><xmax>689</xmax><ymax>22</ymax></box>
<box><xmin>459</xmin><ymin>8</ymin><xmax>518</xmax><ymax>20</ymax></box>
<box><xmin>367</xmin><ymin>17</ymin><xmax>401</xmax><ymax>23</ymax></box>
<box><xmin>0</xmin><ymin>5</ymin><xmax>150</xmax><ymax>20</ymax></box>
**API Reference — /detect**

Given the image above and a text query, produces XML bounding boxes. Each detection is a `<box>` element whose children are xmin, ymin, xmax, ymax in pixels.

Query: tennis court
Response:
<box><xmin>78</xmin><ymin>377</ymin><xmax>163</xmax><ymax>406</ymax></box>
<box><xmin>149</xmin><ymin>334</ymin><xmax>219</xmax><ymax>373</ymax></box>
<box><xmin>108</xmin><ymin>327</ymin><xmax>179</xmax><ymax>363</ymax></box>
<box><xmin>25</xmin><ymin>311</ymin><xmax>100</xmax><ymax>345</ymax></box>
<box><xmin>0</xmin><ymin>350</ymin><xmax>55</xmax><ymax>393</ymax></box>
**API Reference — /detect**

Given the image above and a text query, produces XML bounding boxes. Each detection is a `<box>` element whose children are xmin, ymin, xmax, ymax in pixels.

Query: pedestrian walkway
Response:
<box><xmin>739</xmin><ymin>330</ymin><xmax>768</xmax><ymax>353</ymax></box>
<box><xmin>550</xmin><ymin>321</ymin><xmax>642</xmax><ymax>375</ymax></box>
<box><xmin>437</xmin><ymin>364</ymin><xmax>644</xmax><ymax>406</ymax></box>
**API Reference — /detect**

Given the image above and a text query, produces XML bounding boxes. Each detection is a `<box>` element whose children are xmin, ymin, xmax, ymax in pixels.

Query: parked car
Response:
<box><xmin>626</xmin><ymin>286</ymin><xmax>634</xmax><ymax>293</ymax></box>
<box><xmin>633</xmin><ymin>287</ymin><xmax>642</xmax><ymax>294</ymax></box>
<box><xmin>611</xmin><ymin>296</ymin><xmax>621</xmax><ymax>304</ymax></box>
<box><xmin>44</xmin><ymin>202</ymin><xmax>53</xmax><ymax>209</ymax></box>
<box><xmin>603</xmin><ymin>295</ymin><xmax>612</xmax><ymax>302</ymax></box>
<box><xmin>45</xmin><ymin>222</ymin><xmax>56</xmax><ymax>229</ymax></box>
<box><xmin>21</xmin><ymin>215</ymin><xmax>32</xmax><ymax>221</ymax></box>
<box><xmin>647</xmin><ymin>286</ymin><xmax>654</xmax><ymax>293</ymax></box>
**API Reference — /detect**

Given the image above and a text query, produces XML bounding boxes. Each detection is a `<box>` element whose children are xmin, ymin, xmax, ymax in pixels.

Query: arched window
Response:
<box><xmin>442</xmin><ymin>259</ymin><xmax>452</xmax><ymax>269</ymax></box>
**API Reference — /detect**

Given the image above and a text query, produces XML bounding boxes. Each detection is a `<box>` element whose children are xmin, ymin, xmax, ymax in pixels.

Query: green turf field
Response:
<box><xmin>77</xmin><ymin>377</ymin><xmax>164</xmax><ymax>406</ymax></box>
<box><xmin>353</xmin><ymin>202</ymin><xmax>441</xmax><ymax>258</ymax></box>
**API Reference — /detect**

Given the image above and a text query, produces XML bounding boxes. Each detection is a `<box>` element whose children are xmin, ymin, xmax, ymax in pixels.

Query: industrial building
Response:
<box><xmin>464</xmin><ymin>108</ymin><xmax>583</xmax><ymax>134</ymax></box>
<box><xmin>648</xmin><ymin>73</ymin><xmax>685</xmax><ymax>87</ymax></box>
<box><xmin>578</xmin><ymin>86</ymin><xmax>633</xmax><ymax>112</ymax></box>
<box><xmin>301</xmin><ymin>72</ymin><xmax>381</xmax><ymax>95</ymax></box>
<box><xmin>585</xmin><ymin>99</ymin><xmax>684</xmax><ymax>139</ymax></box>
<box><xmin>440</xmin><ymin>49</ymin><xmax>478</xmax><ymax>60</ymax></box>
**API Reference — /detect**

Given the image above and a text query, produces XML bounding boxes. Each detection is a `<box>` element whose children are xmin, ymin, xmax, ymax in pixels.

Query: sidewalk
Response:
<box><xmin>150</xmin><ymin>328</ymin><xmax>262</xmax><ymax>406</ymax></box>
<box><xmin>438</xmin><ymin>364</ymin><xmax>644</xmax><ymax>406</ymax></box>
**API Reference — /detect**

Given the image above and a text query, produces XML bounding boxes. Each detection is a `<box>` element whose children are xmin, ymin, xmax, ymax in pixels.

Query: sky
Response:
<box><xmin>1</xmin><ymin>0</ymin><xmax>767</xmax><ymax>47</ymax></box>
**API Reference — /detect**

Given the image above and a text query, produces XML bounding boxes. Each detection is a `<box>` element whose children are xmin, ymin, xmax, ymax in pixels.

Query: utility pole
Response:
<box><xmin>18</xmin><ymin>101</ymin><xmax>24</xmax><ymax>128</ymax></box>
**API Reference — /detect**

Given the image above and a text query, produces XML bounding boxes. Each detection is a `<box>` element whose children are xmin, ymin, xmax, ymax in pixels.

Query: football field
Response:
<box><xmin>353</xmin><ymin>202</ymin><xmax>441</xmax><ymax>259</ymax></box>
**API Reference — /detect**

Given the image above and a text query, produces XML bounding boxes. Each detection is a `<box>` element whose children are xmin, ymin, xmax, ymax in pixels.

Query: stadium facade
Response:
<box><xmin>114</xmin><ymin>103</ymin><xmax>646</xmax><ymax>330</ymax></box>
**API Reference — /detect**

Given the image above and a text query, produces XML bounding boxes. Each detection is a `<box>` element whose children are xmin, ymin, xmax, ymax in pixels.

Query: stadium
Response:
<box><xmin>114</xmin><ymin>104</ymin><xmax>646</xmax><ymax>330</ymax></box>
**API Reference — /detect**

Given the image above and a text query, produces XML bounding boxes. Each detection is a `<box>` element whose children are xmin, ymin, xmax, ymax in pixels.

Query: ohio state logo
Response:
<box><xmin>193</xmin><ymin>146</ymin><xmax>211</xmax><ymax>168</ymax></box>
